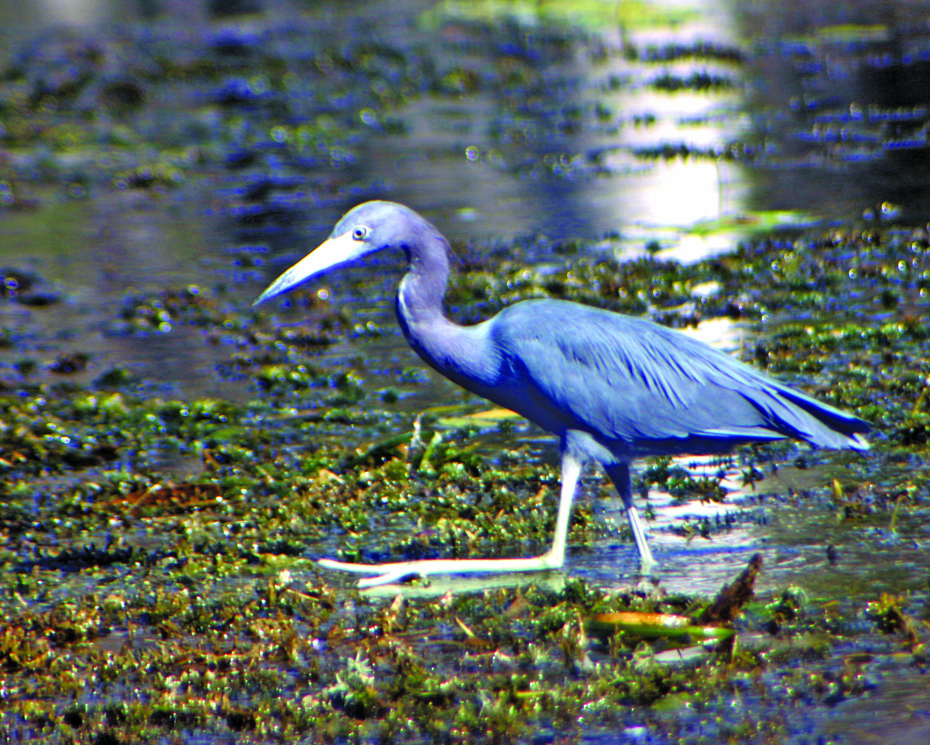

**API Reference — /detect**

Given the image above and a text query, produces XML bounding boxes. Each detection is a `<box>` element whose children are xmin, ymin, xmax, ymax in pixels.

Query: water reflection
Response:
<box><xmin>361</xmin><ymin>10</ymin><xmax>751</xmax><ymax>262</ymax></box>
<box><xmin>34</xmin><ymin>0</ymin><xmax>110</xmax><ymax>26</ymax></box>
<box><xmin>735</xmin><ymin>0</ymin><xmax>930</xmax><ymax>221</ymax></box>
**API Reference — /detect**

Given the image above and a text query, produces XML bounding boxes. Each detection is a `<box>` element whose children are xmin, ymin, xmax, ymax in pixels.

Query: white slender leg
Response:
<box><xmin>546</xmin><ymin>450</ymin><xmax>582</xmax><ymax>569</ymax></box>
<box><xmin>606</xmin><ymin>462</ymin><xmax>656</xmax><ymax>569</ymax></box>
<box><xmin>318</xmin><ymin>451</ymin><xmax>584</xmax><ymax>588</ymax></box>
<box><xmin>626</xmin><ymin>502</ymin><xmax>655</xmax><ymax>567</ymax></box>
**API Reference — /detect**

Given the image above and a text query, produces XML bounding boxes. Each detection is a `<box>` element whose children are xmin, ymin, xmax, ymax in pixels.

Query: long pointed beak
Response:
<box><xmin>253</xmin><ymin>232</ymin><xmax>363</xmax><ymax>306</ymax></box>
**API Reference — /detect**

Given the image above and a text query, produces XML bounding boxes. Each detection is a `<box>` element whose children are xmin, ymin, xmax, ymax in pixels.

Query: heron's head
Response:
<box><xmin>254</xmin><ymin>200</ymin><xmax>430</xmax><ymax>305</ymax></box>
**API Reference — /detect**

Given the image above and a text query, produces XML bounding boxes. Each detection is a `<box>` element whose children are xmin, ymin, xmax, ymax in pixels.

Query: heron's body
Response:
<box><xmin>255</xmin><ymin>201</ymin><xmax>869</xmax><ymax>587</ymax></box>
<box><xmin>405</xmin><ymin>298</ymin><xmax>863</xmax><ymax>458</ymax></box>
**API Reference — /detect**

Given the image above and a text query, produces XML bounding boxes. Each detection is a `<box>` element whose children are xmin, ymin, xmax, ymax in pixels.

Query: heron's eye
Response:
<box><xmin>351</xmin><ymin>226</ymin><xmax>369</xmax><ymax>241</ymax></box>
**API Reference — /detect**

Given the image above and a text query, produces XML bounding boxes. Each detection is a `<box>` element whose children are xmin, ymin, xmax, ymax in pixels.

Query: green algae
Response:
<box><xmin>1</xmin><ymin>5</ymin><xmax>929</xmax><ymax>744</ymax></box>
<box><xmin>2</xmin><ymin>215</ymin><xmax>930</xmax><ymax>742</ymax></box>
<box><xmin>3</xmin><ymin>168</ymin><xmax>929</xmax><ymax>745</ymax></box>
<box><xmin>0</xmin><ymin>561</ymin><xmax>916</xmax><ymax>743</ymax></box>
<box><xmin>422</xmin><ymin>0</ymin><xmax>699</xmax><ymax>31</ymax></box>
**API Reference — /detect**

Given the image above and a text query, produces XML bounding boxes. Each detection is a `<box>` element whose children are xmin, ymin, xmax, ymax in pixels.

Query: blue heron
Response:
<box><xmin>255</xmin><ymin>201</ymin><xmax>870</xmax><ymax>587</ymax></box>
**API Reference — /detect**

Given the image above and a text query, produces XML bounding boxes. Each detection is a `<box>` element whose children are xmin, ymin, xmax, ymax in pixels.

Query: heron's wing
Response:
<box><xmin>492</xmin><ymin>301</ymin><xmax>867</xmax><ymax>453</ymax></box>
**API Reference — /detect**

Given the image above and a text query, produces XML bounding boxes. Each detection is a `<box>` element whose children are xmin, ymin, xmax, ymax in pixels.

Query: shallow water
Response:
<box><xmin>1</xmin><ymin>0</ymin><xmax>919</xmax><ymax>605</ymax></box>
<box><xmin>2</xmin><ymin>1</ymin><xmax>929</xmax><ymax>743</ymax></box>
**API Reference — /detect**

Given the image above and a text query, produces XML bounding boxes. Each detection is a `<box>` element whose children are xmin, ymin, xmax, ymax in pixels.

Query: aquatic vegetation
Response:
<box><xmin>0</xmin><ymin>538</ymin><xmax>916</xmax><ymax>745</ymax></box>
<box><xmin>423</xmin><ymin>0</ymin><xmax>700</xmax><ymax>31</ymax></box>
<box><xmin>1</xmin><ymin>207</ymin><xmax>929</xmax><ymax>741</ymax></box>
<box><xmin>1</xmin><ymin>4</ymin><xmax>929</xmax><ymax>744</ymax></box>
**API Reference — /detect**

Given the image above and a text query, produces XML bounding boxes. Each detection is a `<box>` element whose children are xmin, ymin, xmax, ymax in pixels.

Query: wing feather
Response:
<box><xmin>488</xmin><ymin>300</ymin><xmax>867</xmax><ymax>455</ymax></box>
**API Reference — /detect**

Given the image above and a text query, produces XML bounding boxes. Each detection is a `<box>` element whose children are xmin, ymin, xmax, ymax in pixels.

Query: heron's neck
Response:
<box><xmin>395</xmin><ymin>239</ymin><xmax>455</xmax><ymax>335</ymax></box>
<box><xmin>395</xmin><ymin>244</ymin><xmax>500</xmax><ymax>395</ymax></box>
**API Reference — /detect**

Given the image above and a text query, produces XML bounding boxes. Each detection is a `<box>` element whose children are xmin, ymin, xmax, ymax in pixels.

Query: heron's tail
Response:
<box><xmin>768</xmin><ymin>386</ymin><xmax>870</xmax><ymax>451</ymax></box>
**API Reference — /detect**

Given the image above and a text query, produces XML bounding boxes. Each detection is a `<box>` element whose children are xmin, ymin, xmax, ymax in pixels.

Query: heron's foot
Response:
<box><xmin>318</xmin><ymin>553</ymin><xmax>564</xmax><ymax>589</ymax></box>
<box><xmin>638</xmin><ymin>552</ymin><xmax>659</xmax><ymax>578</ymax></box>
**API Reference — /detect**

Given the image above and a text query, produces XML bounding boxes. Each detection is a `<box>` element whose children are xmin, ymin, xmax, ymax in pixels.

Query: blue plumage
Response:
<box><xmin>481</xmin><ymin>299</ymin><xmax>867</xmax><ymax>456</ymax></box>
<box><xmin>255</xmin><ymin>200</ymin><xmax>870</xmax><ymax>587</ymax></box>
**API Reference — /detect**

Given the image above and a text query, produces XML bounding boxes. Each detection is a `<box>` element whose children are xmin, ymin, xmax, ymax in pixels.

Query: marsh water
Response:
<box><xmin>2</xmin><ymin>0</ymin><xmax>930</xmax><ymax>742</ymax></box>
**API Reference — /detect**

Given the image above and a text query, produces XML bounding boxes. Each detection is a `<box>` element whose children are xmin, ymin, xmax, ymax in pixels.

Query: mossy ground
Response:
<box><xmin>2</xmin><ymin>220</ymin><xmax>928</xmax><ymax>744</ymax></box>
<box><xmin>1</xmin><ymin>4</ymin><xmax>930</xmax><ymax>744</ymax></box>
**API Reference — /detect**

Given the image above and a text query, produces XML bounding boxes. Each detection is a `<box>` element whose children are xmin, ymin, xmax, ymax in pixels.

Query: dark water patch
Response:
<box><xmin>649</xmin><ymin>70</ymin><xmax>738</xmax><ymax>92</ymax></box>
<box><xmin>736</xmin><ymin>5</ymin><xmax>930</xmax><ymax>223</ymax></box>
<box><xmin>15</xmin><ymin>542</ymin><xmax>167</xmax><ymax>575</ymax></box>
<box><xmin>635</xmin><ymin>41</ymin><xmax>746</xmax><ymax>64</ymax></box>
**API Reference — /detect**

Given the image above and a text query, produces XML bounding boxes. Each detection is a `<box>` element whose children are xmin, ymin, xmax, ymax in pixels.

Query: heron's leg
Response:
<box><xmin>317</xmin><ymin>451</ymin><xmax>583</xmax><ymax>588</ymax></box>
<box><xmin>539</xmin><ymin>448</ymin><xmax>582</xmax><ymax>568</ymax></box>
<box><xmin>605</xmin><ymin>462</ymin><xmax>656</xmax><ymax>568</ymax></box>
